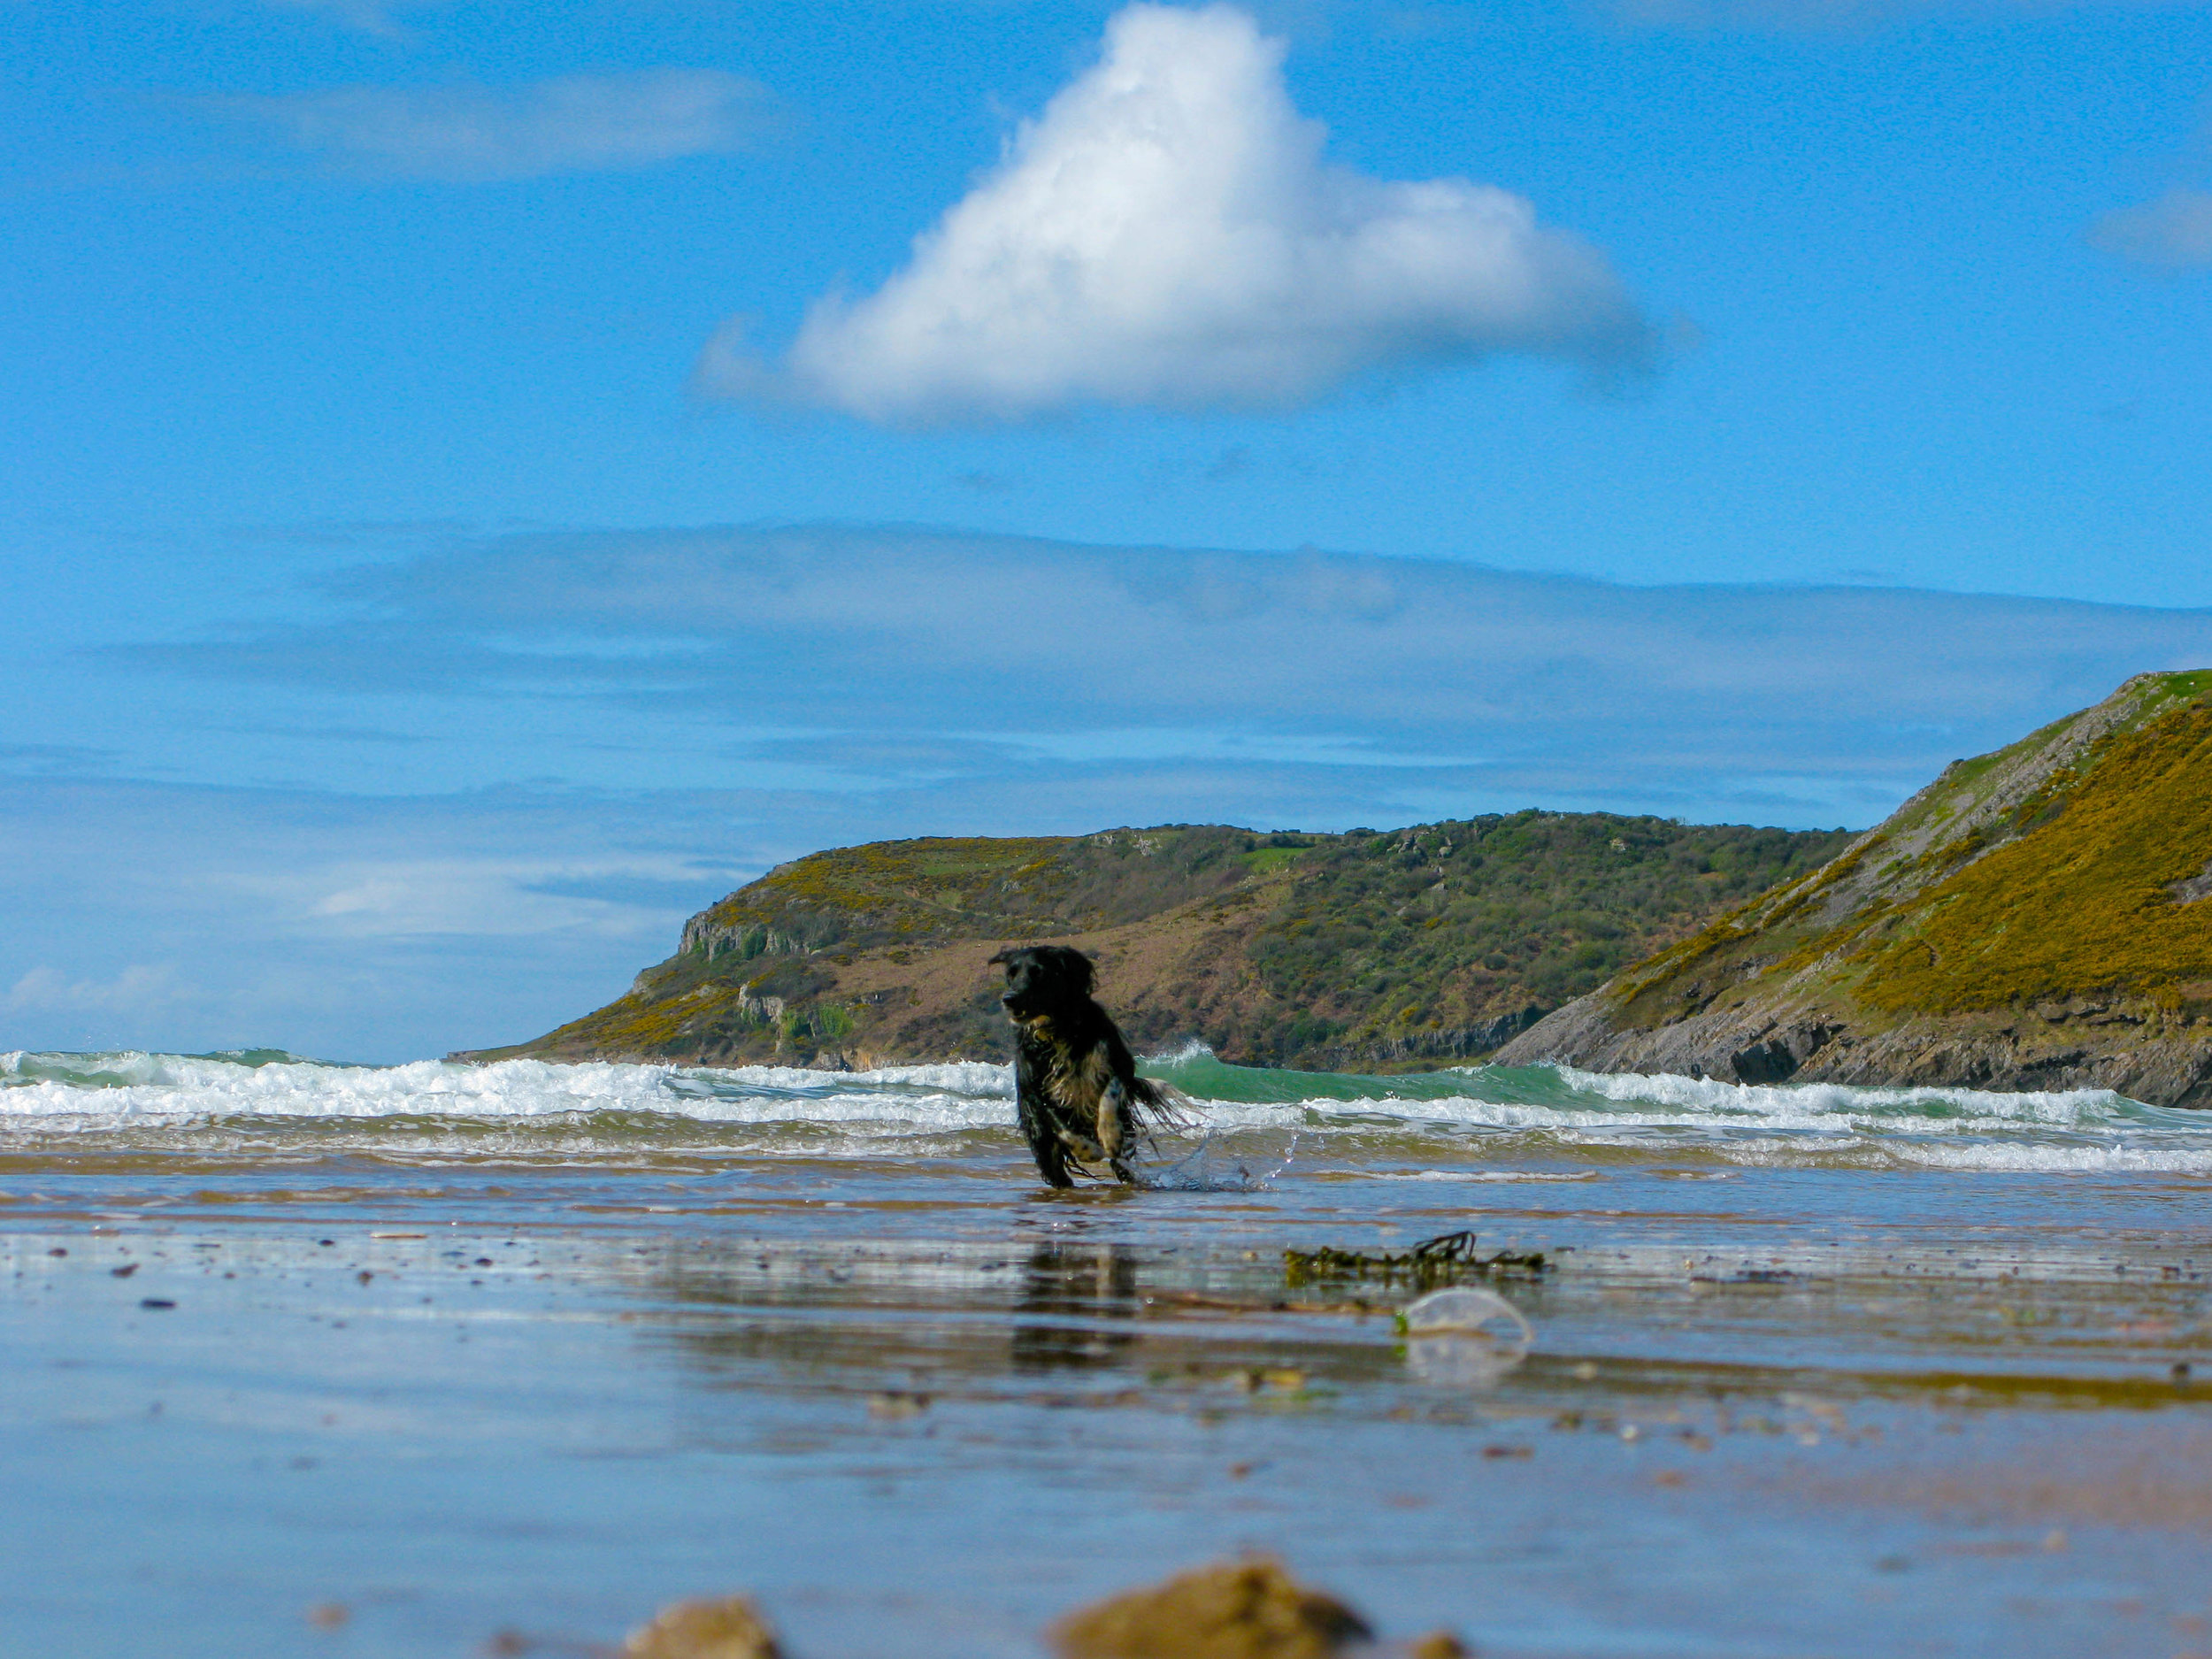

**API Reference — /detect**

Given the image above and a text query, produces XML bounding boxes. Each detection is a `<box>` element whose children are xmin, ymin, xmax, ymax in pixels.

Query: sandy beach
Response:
<box><xmin>3</xmin><ymin>1051</ymin><xmax>2208</xmax><ymax>1657</ymax></box>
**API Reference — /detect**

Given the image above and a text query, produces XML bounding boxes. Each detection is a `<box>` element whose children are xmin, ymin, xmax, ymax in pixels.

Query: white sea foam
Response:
<box><xmin>1881</xmin><ymin>1140</ymin><xmax>2212</xmax><ymax>1174</ymax></box>
<box><xmin>1371</xmin><ymin>1170</ymin><xmax>1604</xmax><ymax>1182</ymax></box>
<box><xmin>1552</xmin><ymin>1064</ymin><xmax>2135</xmax><ymax>1126</ymax></box>
<box><xmin>0</xmin><ymin>1052</ymin><xmax>1012</xmax><ymax>1131</ymax></box>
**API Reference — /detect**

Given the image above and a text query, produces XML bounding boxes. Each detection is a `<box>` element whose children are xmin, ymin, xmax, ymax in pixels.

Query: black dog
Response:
<box><xmin>989</xmin><ymin>945</ymin><xmax>1186</xmax><ymax>1187</ymax></box>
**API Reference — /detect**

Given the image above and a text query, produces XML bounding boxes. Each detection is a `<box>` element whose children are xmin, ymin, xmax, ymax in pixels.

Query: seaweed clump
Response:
<box><xmin>1284</xmin><ymin>1230</ymin><xmax>1548</xmax><ymax>1292</ymax></box>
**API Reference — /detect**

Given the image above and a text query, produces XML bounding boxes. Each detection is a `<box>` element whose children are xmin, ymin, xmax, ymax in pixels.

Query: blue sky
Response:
<box><xmin>4</xmin><ymin>0</ymin><xmax>2211</xmax><ymax>1059</ymax></box>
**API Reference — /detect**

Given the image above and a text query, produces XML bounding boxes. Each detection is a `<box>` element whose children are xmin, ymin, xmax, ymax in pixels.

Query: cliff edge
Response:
<box><xmin>1495</xmin><ymin>672</ymin><xmax>2212</xmax><ymax>1106</ymax></box>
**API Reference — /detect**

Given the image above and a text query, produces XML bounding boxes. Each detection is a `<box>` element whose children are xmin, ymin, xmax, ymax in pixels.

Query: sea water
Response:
<box><xmin>7</xmin><ymin>1044</ymin><xmax>2207</xmax><ymax>1172</ymax></box>
<box><xmin>4</xmin><ymin>1049</ymin><xmax>2210</xmax><ymax>1657</ymax></box>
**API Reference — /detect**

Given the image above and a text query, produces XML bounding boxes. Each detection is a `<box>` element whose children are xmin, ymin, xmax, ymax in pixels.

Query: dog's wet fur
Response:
<box><xmin>989</xmin><ymin>945</ymin><xmax>1187</xmax><ymax>1187</ymax></box>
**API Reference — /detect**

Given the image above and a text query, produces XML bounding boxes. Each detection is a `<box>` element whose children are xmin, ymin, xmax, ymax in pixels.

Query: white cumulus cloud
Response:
<box><xmin>2089</xmin><ymin>187</ymin><xmax>2212</xmax><ymax>272</ymax></box>
<box><xmin>700</xmin><ymin>3</ymin><xmax>1650</xmax><ymax>421</ymax></box>
<box><xmin>211</xmin><ymin>68</ymin><xmax>775</xmax><ymax>182</ymax></box>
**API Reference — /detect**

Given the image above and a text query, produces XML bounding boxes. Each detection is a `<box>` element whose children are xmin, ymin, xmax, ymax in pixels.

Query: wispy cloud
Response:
<box><xmin>5</xmin><ymin>963</ymin><xmax>190</xmax><ymax>1017</ymax></box>
<box><xmin>733</xmin><ymin>733</ymin><xmax>1048</xmax><ymax>782</ymax></box>
<box><xmin>119</xmin><ymin>523</ymin><xmax>2212</xmax><ymax>826</ymax></box>
<box><xmin>242</xmin><ymin>854</ymin><xmax>724</xmax><ymax>938</ymax></box>
<box><xmin>0</xmin><ymin>777</ymin><xmax>768</xmax><ymax>1058</ymax></box>
<box><xmin>699</xmin><ymin>3</ymin><xmax>1649</xmax><ymax>420</ymax></box>
<box><xmin>22</xmin><ymin>521</ymin><xmax>2212</xmax><ymax>1059</ymax></box>
<box><xmin>0</xmin><ymin>741</ymin><xmax>121</xmax><ymax>777</ymax></box>
<box><xmin>1609</xmin><ymin>0</ymin><xmax>2194</xmax><ymax>28</ymax></box>
<box><xmin>250</xmin><ymin>0</ymin><xmax>408</xmax><ymax>37</ymax></box>
<box><xmin>204</xmin><ymin>68</ymin><xmax>777</xmax><ymax>182</ymax></box>
<box><xmin>2089</xmin><ymin>186</ymin><xmax>2212</xmax><ymax>272</ymax></box>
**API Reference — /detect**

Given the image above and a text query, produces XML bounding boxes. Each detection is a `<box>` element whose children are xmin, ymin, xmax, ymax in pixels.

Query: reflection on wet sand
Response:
<box><xmin>1010</xmin><ymin>1242</ymin><xmax>1141</xmax><ymax>1372</ymax></box>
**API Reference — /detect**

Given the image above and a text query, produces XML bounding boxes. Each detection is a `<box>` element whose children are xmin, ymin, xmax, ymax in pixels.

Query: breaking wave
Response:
<box><xmin>3</xmin><ymin>1046</ymin><xmax>2208</xmax><ymax>1174</ymax></box>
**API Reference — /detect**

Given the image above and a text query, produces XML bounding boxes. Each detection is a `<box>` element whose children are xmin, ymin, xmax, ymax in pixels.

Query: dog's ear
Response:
<box><xmin>987</xmin><ymin>947</ymin><xmax>1020</xmax><ymax>968</ymax></box>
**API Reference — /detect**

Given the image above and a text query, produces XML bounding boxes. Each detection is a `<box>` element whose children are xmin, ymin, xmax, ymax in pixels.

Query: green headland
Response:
<box><xmin>1497</xmin><ymin>671</ymin><xmax>2212</xmax><ymax>1106</ymax></box>
<box><xmin>468</xmin><ymin>672</ymin><xmax>2212</xmax><ymax>1104</ymax></box>
<box><xmin>464</xmin><ymin>813</ymin><xmax>1848</xmax><ymax>1072</ymax></box>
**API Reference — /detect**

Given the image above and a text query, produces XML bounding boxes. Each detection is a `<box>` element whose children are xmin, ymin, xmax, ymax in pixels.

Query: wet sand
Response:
<box><xmin>5</xmin><ymin>1120</ymin><xmax>2209</xmax><ymax>1659</ymax></box>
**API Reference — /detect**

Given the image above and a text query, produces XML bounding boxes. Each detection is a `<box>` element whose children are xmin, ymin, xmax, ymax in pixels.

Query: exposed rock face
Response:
<box><xmin>1498</xmin><ymin>672</ymin><xmax>2212</xmax><ymax>1107</ymax></box>
<box><xmin>459</xmin><ymin>816</ymin><xmax>1847</xmax><ymax>1073</ymax></box>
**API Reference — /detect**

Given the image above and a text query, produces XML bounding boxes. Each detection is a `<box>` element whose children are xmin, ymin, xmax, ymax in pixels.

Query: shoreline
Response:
<box><xmin>6</xmin><ymin>1123</ymin><xmax>2211</xmax><ymax>1655</ymax></box>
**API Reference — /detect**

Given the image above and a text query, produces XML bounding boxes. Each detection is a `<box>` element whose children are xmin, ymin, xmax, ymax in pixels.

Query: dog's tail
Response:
<box><xmin>1128</xmin><ymin>1075</ymin><xmax>1199</xmax><ymax>1136</ymax></box>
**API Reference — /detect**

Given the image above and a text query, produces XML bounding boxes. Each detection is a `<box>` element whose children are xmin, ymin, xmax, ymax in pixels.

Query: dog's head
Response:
<box><xmin>987</xmin><ymin>945</ymin><xmax>1096</xmax><ymax>1021</ymax></box>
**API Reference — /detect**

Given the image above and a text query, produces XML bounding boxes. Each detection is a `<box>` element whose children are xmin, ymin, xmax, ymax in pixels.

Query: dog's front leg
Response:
<box><xmin>1014</xmin><ymin>1042</ymin><xmax>1075</xmax><ymax>1187</ymax></box>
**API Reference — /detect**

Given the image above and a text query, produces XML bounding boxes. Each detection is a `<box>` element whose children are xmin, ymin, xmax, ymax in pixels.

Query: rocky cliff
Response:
<box><xmin>462</xmin><ymin>812</ymin><xmax>1848</xmax><ymax>1071</ymax></box>
<box><xmin>1495</xmin><ymin>672</ymin><xmax>2212</xmax><ymax>1106</ymax></box>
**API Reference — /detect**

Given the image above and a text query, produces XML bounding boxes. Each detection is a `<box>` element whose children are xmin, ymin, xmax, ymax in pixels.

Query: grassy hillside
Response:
<box><xmin>1604</xmin><ymin>671</ymin><xmax>2212</xmax><ymax>1032</ymax></box>
<box><xmin>1498</xmin><ymin>671</ymin><xmax>2212</xmax><ymax>1105</ymax></box>
<box><xmin>1853</xmin><ymin>694</ymin><xmax>2212</xmax><ymax>1012</ymax></box>
<box><xmin>469</xmin><ymin>811</ymin><xmax>1851</xmax><ymax>1071</ymax></box>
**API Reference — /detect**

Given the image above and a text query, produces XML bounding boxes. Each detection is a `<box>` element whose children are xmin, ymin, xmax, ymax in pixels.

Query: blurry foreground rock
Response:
<box><xmin>622</xmin><ymin>1595</ymin><xmax>783</xmax><ymax>1659</ymax></box>
<box><xmin>610</xmin><ymin>1563</ymin><xmax>1465</xmax><ymax>1659</ymax></box>
<box><xmin>1049</xmin><ymin>1556</ymin><xmax>1468</xmax><ymax>1659</ymax></box>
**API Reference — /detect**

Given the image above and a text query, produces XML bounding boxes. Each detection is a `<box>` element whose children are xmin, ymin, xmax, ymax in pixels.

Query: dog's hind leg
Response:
<box><xmin>1097</xmin><ymin>1076</ymin><xmax>1142</xmax><ymax>1183</ymax></box>
<box><xmin>1096</xmin><ymin>1076</ymin><xmax>1125</xmax><ymax>1161</ymax></box>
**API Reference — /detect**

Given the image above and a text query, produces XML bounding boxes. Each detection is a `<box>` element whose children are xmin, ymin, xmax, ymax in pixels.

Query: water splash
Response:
<box><xmin>1133</xmin><ymin>1127</ymin><xmax>1300</xmax><ymax>1193</ymax></box>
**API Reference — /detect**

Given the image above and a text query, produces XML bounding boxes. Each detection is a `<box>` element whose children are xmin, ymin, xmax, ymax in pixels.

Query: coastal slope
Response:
<box><xmin>1496</xmin><ymin>672</ymin><xmax>2212</xmax><ymax>1106</ymax></box>
<box><xmin>463</xmin><ymin>814</ymin><xmax>1848</xmax><ymax>1071</ymax></box>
